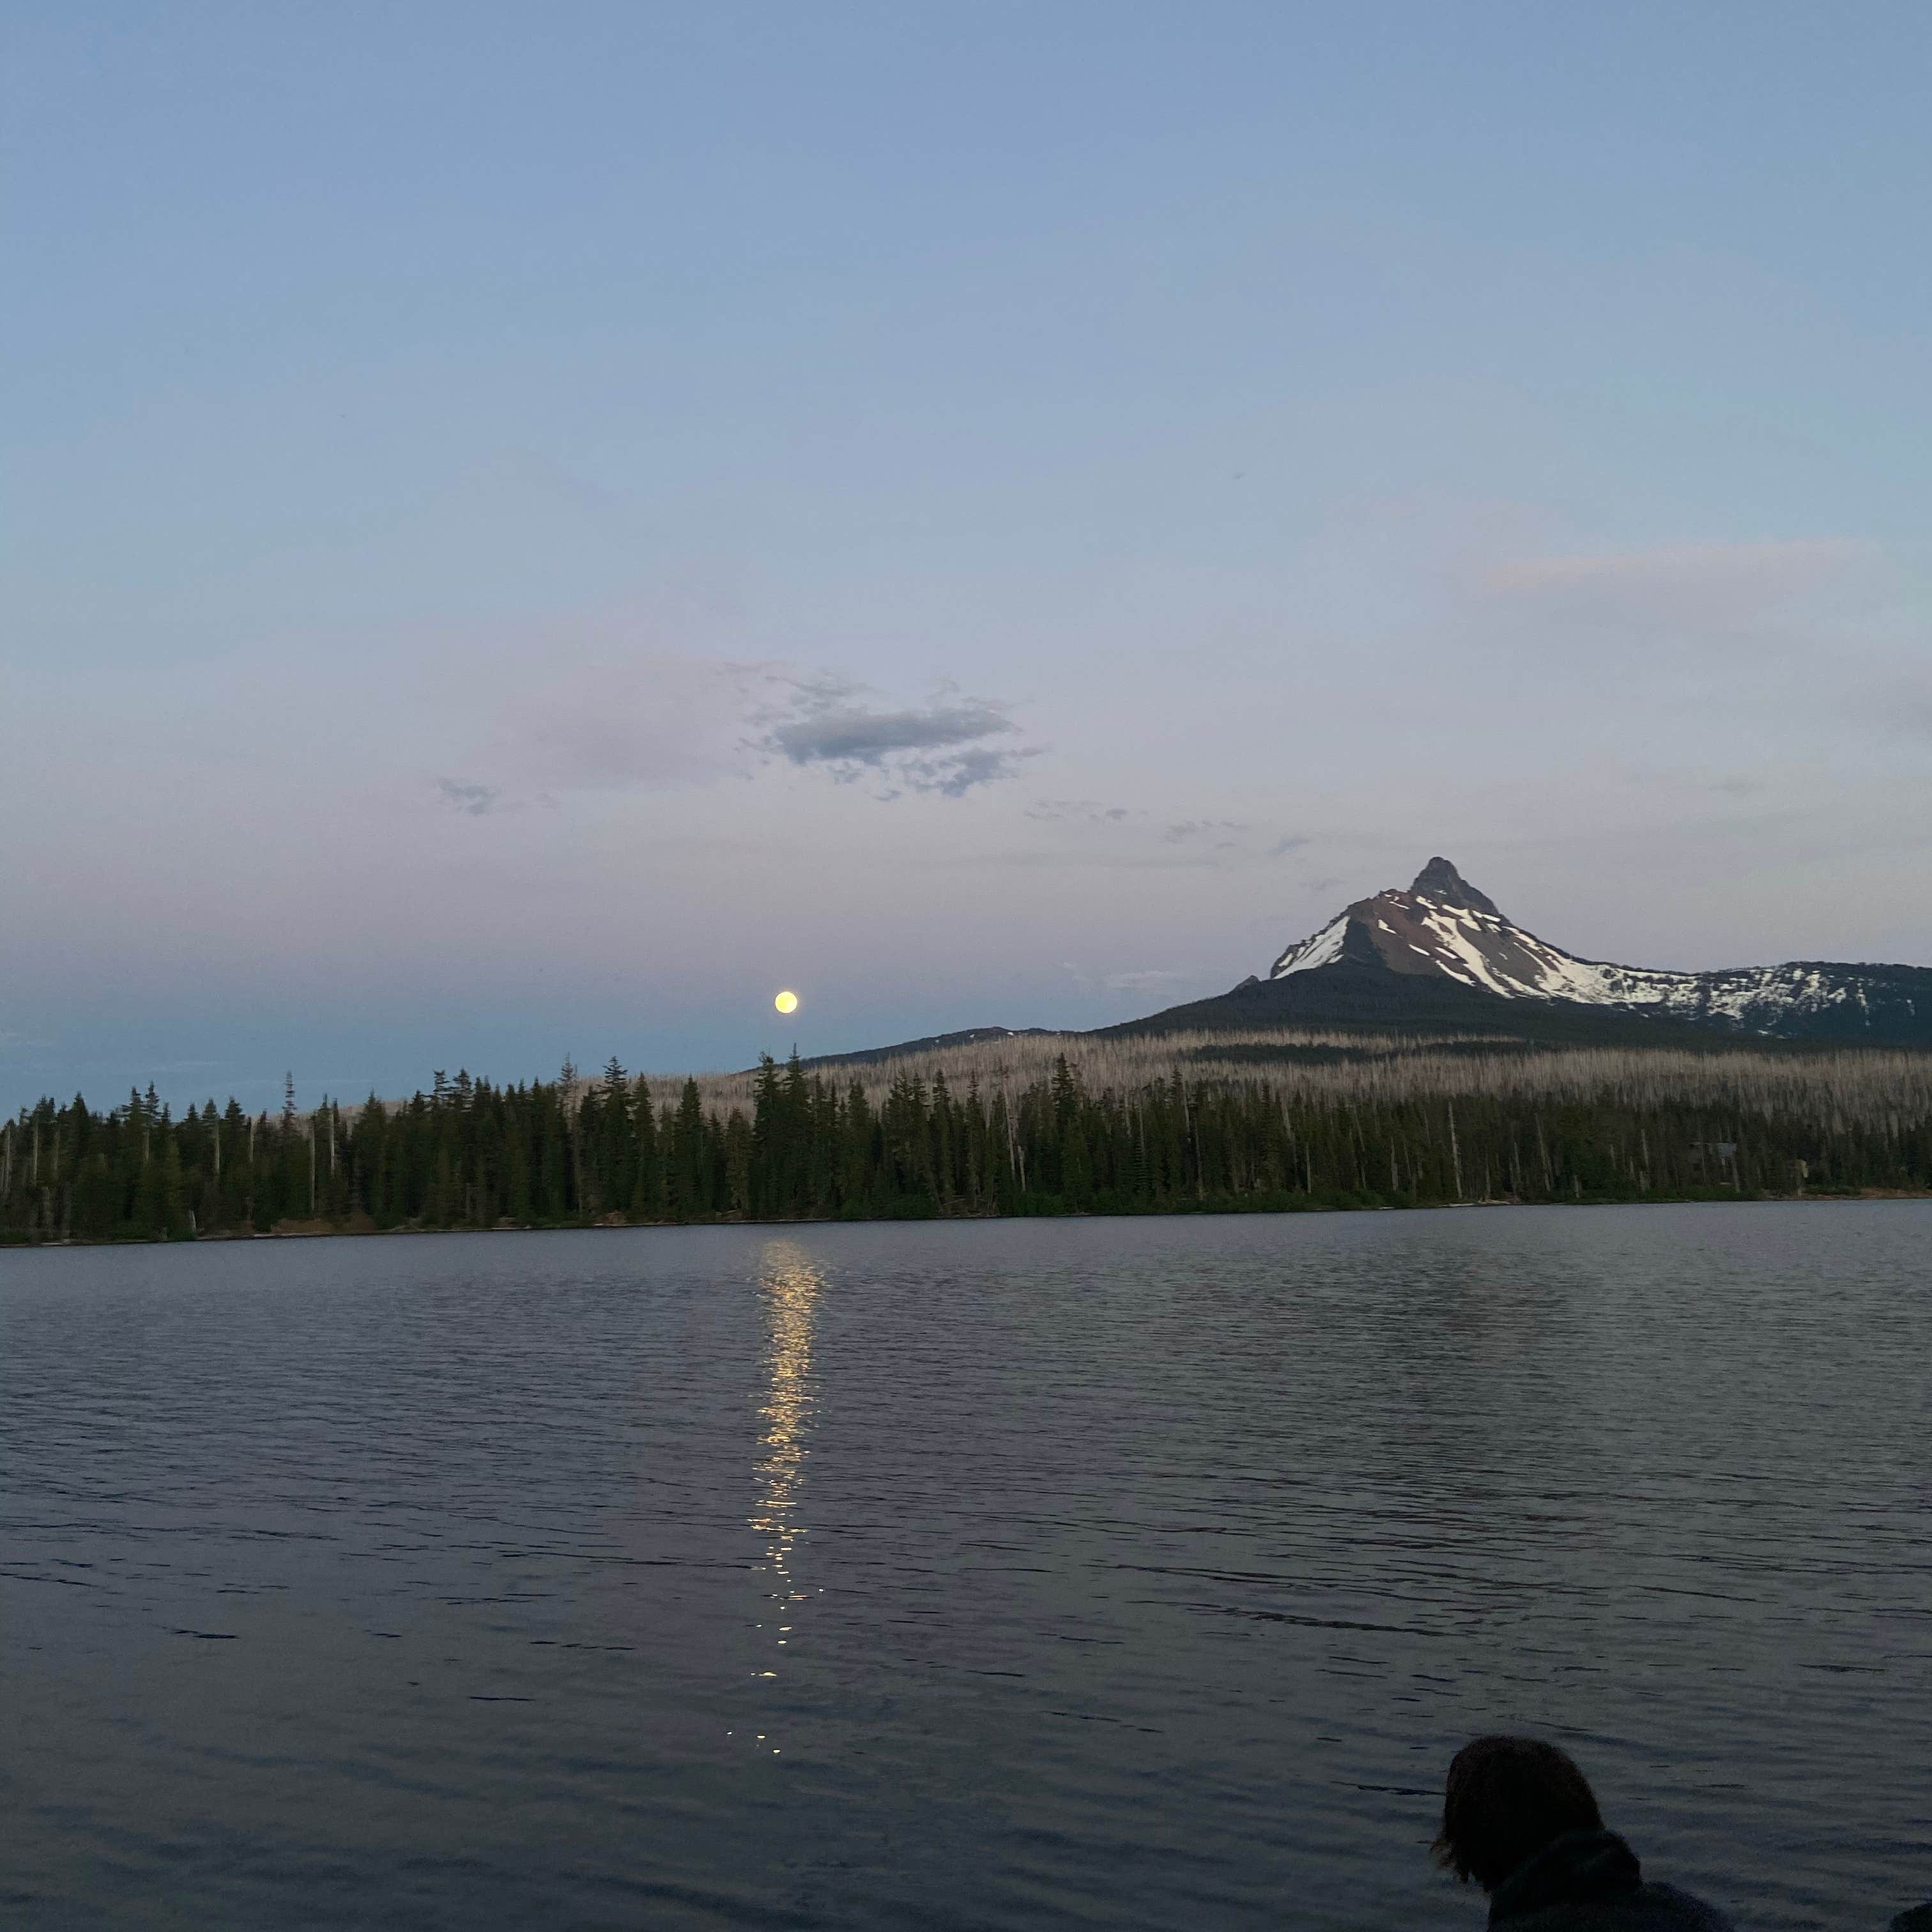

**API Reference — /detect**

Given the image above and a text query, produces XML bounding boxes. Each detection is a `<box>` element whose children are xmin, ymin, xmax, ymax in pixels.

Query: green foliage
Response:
<box><xmin>5</xmin><ymin>1050</ymin><xmax>1930</xmax><ymax>1243</ymax></box>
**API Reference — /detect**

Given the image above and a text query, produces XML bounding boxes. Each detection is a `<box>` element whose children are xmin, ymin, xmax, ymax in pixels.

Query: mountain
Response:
<box><xmin>1120</xmin><ymin>857</ymin><xmax>1931</xmax><ymax>1045</ymax></box>
<box><xmin>791</xmin><ymin>859</ymin><xmax>1932</xmax><ymax>1069</ymax></box>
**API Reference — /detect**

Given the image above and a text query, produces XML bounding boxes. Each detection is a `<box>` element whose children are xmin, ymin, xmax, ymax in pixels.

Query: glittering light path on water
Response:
<box><xmin>746</xmin><ymin>1239</ymin><xmax>824</xmax><ymax>1754</ymax></box>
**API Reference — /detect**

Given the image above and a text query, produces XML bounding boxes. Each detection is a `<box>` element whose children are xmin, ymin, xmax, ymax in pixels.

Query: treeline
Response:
<box><xmin>6</xmin><ymin>1050</ymin><xmax>1931</xmax><ymax>1245</ymax></box>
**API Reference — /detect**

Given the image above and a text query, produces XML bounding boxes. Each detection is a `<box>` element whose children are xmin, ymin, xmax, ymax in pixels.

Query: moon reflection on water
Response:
<box><xmin>747</xmin><ymin>1240</ymin><xmax>824</xmax><ymax>1750</ymax></box>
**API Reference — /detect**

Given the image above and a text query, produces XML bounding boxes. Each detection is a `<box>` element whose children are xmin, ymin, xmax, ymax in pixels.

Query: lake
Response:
<box><xmin>3</xmin><ymin>1204</ymin><xmax>1928</xmax><ymax>1929</ymax></box>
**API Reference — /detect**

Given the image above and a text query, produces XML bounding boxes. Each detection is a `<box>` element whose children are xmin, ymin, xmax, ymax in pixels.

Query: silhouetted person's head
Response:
<box><xmin>1434</xmin><ymin>1736</ymin><xmax>1605</xmax><ymax>1892</ymax></box>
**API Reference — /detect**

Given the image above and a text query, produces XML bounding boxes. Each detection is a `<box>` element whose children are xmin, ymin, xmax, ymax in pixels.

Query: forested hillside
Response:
<box><xmin>6</xmin><ymin>1043</ymin><xmax>1932</xmax><ymax>1244</ymax></box>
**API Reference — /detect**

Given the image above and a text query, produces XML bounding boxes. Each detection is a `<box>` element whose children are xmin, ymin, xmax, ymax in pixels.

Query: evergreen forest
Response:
<box><xmin>5</xmin><ymin>1044</ymin><xmax>1931</xmax><ymax>1245</ymax></box>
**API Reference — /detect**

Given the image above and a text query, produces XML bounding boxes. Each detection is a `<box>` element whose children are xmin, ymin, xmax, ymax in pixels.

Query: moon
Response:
<box><xmin>774</xmin><ymin>990</ymin><xmax>799</xmax><ymax>1015</ymax></box>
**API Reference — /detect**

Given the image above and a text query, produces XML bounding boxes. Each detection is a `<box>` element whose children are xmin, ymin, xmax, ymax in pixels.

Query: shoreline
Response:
<box><xmin>8</xmin><ymin>1186</ymin><xmax>1929</xmax><ymax>1249</ymax></box>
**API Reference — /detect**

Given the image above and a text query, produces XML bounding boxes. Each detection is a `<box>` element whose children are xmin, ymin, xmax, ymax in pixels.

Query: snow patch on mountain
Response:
<box><xmin>1271</xmin><ymin>913</ymin><xmax>1349</xmax><ymax>977</ymax></box>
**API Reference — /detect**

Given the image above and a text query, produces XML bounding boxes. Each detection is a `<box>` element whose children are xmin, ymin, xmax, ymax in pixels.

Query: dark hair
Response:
<box><xmin>1433</xmin><ymin>1736</ymin><xmax>1604</xmax><ymax>1892</ymax></box>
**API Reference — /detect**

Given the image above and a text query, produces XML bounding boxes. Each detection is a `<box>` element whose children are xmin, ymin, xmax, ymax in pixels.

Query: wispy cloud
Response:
<box><xmin>1026</xmin><ymin>798</ymin><xmax>1131</xmax><ymax>824</ymax></box>
<box><xmin>1163</xmin><ymin>818</ymin><xmax>1246</xmax><ymax>847</ymax></box>
<box><xmin>1102</xmin><ymin>967</ymin><xmax>1189</xmax><ymax>993</ymax></box>
<box><xmin>1060</xmin><ymin>962</ymin><xmax>1192</xmax><ymax>997</ymax></box>
<box><xmin>758</xmin><ymin>677</ymin><xmax>1039</xmax><ymax>797</ymax></box>
<box><xmin>990</xmin><ymin>809</ymin><xmax>1311</xmax><ymax>871</ymax></box>
<box><xmin>437</xmin><ymin>778</ymin><xmax>502</xmax><ymax>816</ymax></box>
<box><xmin>440</xmin><ymin>643</ymin><xmax>1045</xmax><ymax>811</ymax></box>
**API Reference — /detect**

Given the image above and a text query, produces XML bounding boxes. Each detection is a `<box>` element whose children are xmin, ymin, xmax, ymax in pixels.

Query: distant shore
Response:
<box><xmin>9</xmin><ymin>1184</ymin><xmax>1929</xmax><ymax>1250</ymax></box>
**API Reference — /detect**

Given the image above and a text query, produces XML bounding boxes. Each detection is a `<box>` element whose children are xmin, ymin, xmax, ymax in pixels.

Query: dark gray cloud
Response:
<box><xmin>761</xmin><ymin>678</ymin><xmax>1037</xmax><ymax>797</ymax></box>
<box><xmin>437</xmin><ymin>778</ymin><xmax>502</xmax><ymax>816</ymax></box>
<box><xmin>1268</xmin><ymin>834</ymin><xmax>1312</xmax><ymax>858</ymax></box>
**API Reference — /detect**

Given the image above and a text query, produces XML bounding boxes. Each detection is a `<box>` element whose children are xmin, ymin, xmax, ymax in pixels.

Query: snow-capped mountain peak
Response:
<box><xmin>1266</xmin><ymin>859</ymin><xmax>1925</xmax><ymax>1037</ymax></box>
<box><xmin>1269</xmin><ymin>858</ymin><xmax>1540</xmax><ymax>992</ymax></box>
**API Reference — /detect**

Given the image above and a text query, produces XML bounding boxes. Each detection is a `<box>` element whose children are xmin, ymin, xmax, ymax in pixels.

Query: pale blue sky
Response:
<box><xmin>6</xmin><ymin>4</ymin><xmax>1931</xmax><ymax>1111</ymax></box>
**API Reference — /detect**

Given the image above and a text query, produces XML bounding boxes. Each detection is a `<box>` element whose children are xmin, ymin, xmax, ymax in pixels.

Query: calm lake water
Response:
<box><xmin>3</xmin><ymin>1205</ymin><xmax>1928</xmax><ymax>1930</ymax></box>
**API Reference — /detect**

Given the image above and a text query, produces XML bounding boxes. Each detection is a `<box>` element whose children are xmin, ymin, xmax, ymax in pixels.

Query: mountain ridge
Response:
<box><xmin>1257</xmin><ymin>857</ymin><xmax>1929</xmax><ymax>1041</ymax></box>
<box><xmin>808</xmin><ymin>859</ymin><xmax>1932</xmax><ymax>1066</ymax></box>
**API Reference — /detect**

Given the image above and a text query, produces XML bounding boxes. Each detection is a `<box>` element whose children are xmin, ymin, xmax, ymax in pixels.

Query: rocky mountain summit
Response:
<box><xmin>1264</xmin><ymin>857</ymin><xmax>1928</xmax><ymax>1040</ymax></box>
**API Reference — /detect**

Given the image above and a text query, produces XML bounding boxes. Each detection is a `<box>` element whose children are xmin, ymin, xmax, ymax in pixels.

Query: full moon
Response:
<box><xmin>774</xmin><ymin>990</ymin><xmax>799</xmax><ymax>1015</ymax></box>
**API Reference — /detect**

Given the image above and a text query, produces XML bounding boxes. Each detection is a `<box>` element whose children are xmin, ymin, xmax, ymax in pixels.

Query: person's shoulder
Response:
<box><xmin>1499</xmin><ymin>1888</ymin><xmax>1733</xmax><ymax>1932</ymax></box>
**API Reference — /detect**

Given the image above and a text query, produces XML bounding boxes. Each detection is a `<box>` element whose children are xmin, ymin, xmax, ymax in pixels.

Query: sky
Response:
<box><xmin>6</xmin><ymin>3</ymin><xmax>1931</xmax><ymax>1114</ymax></box>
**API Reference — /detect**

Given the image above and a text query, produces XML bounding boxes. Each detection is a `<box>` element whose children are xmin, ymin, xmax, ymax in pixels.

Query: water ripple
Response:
<box><xmin>3</xmin><ymin>1203</ymin><xmax>1929</xmax><ymax>1928</ymax></box>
